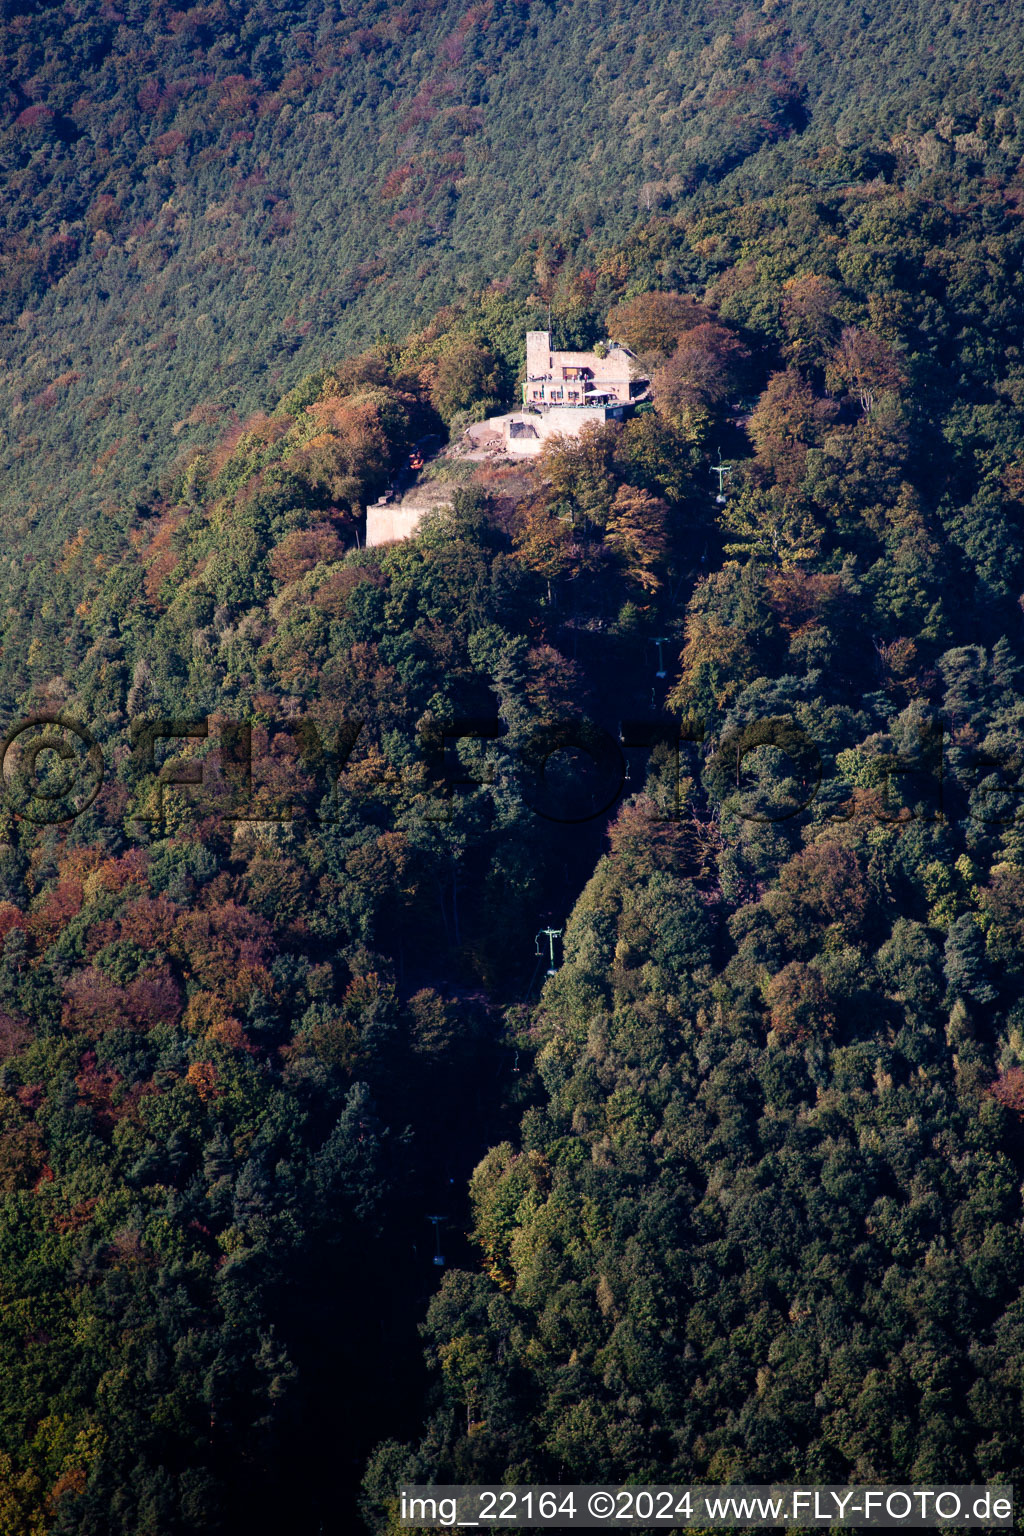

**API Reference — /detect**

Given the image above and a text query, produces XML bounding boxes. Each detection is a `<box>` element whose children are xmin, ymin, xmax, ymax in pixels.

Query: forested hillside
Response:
<box><xmin>5</xmin><ymin>0</ymin><xmax>1024</xmax><ymax>696</ymax></box>
<box><xmin>6</xmin><ymin>0</ymin><xmax>1024</xmax><ymax>1527</ymax></box>
<box><xmin>3</xmin><ymin>158</ymin><xmax>1024</xmax><ymax>1529</ymax></box>
<box><xmin>357</xmin><ymin>184</ymin><xmax>1024</xmax><ymax>1527</ymax></box>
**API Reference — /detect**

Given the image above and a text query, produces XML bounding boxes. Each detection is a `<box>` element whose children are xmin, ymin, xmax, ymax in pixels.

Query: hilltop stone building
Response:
<box><xmin>461</xmin><ymin>329</ymin><xmax>652</xmax><ymax>458</ymax></box>
<box><xmin>365</xmin><ymin>479</ymin><xmax>453</xmax><ymax>547</ymax></box>
<box><xmin>366</xmin><ymin>331</ymin><xmax>652</xmax><ymax>542</ymax></box>
<box><xmin>470</xmin><ymin>405</ymin><xmax>613</xmax><ymax>458</ymax></box>
<box><xmin>523</xmin><ymin>330</ymin><xmax>648</xmax><ymax>411</ymax></box>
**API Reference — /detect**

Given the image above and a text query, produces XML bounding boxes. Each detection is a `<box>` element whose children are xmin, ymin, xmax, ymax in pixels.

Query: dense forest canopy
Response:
<box><xmin>4</xmin><ymin>0</ymin><xmax>1024</xmax><ymax>681</ymax></box>
<box><xmin>5</xmin><ymin>0</ymin><xmax>1024</xmax><ymax>1531</ymax></box>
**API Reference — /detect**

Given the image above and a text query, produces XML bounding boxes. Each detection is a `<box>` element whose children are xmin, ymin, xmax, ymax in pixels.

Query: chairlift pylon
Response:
<box><xmin>535</xmin><ymin>926</ymin><xmax>563</xmax><ymax>977</ymax></box>
<box><xmin>710</xmin><ymin>448</ymin><xmax>732</xmax><ymax>503</ymax></box>
<box><xmin>426</xmin><ymin>1214</ymin><xmax>446</xmax><ymax>1267</ymax></box>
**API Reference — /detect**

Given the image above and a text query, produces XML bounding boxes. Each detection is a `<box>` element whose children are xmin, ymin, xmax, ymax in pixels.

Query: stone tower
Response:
<box><xmin>525</xmin><ymin>330</ymin><xmax>552</xmax><ymax>378</ymax></box>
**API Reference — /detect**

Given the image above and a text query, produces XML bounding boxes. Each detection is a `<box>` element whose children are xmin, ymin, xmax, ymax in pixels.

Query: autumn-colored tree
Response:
<box><xmin>606</xmin><ymin>797</ymin><xmax>694</xmax><ymax>877</ymax></box>
<box><xmin>762</xmin><ymin>567</ymin><xmax>849</xmax><ymax>633</ymax></box>
<box><xmin>511</xmin><ymin>494</ymin><xmax>576</xmax><ymax>602</ymax></box>
<box><xmin>765</xmin><ymin>960</ymin><xmax>835</xmax><ymax>1040</ymax></box>
<box><xmin>604</xmin><ymin>484</ymin><xmax>669</xmax><ymax>593</ymax></box>
<box><xmin>767</xmin><ymin>840</ymin><xmax>870</xmax><ymax>953</ymax></box>
<box><xmin>0</xmin><ymin>1012</ymin><xmax>30</xmax><ymax>1060</ymax></box>
<box><xmin>123</xmin><ymin>966</ymin><xmax>182</xmax><ymax>1027</ymax></box>
<box><xmin>268</xmin><ymin>525</ymin><xmax>346</xmax><ymax>584</ymax></box>
<box><xmin>780</xmin><ymin>273</ymin><xmax>841</xmax><ymax>371</ymax></box>
<box><xmin>605</xmin><ymin>292</ymin><xmax>712</xmax><ymax>359</ymax></box>
<box><xmin>86</xmin><ymin>192</ymin><xmax>121</xmax><ymax>232</ymax></box>
<box><xmin>825</xmin><ymin>326</ymin><xmax>907</xmax><ymax>414</ymax></box>
<box><xmin>296</xmin><ymin>387</ymin><xmax>414</xmax><ymax>509</ymax></box>
<box><xmin>170</xmin><ymin>900</ymin><xmax>275</xmax><ymax>1006</ymax></box>
<box><xmin>0</xmin><ymin>1122</ymin><xmax>47</xmax><ymax>1193</ymax></box>
<box><xmin>140</xmin><ymin>508</ymin><xmax>187</xmax><ymax>603</ymax></box>
<box><xmin>874</xmin><ymin>635</ymin><xmax>919</xmax><ymax>689</ymax></box>
<box><xmin>989</xmin><ymin>1068</ymin><xmax>1024</xmax><ymax>1118</ymax></box>
<box><xmin>117</xmin><ymin>893</ymin><xmax>180</xmax><ymax>949</ymax></box>
<box><xmin>0</xmin><ymin>904</ymin><xmax>27</xmax><ymax>944</ymax></box>
<box><xmin>185</xmin><ymin>1060</ymin><xmax>220</xmax><ymax>1101</ymax></box>
<box><xmin>521</xmin><ymin>643</ymin><xmax>588</xmax><ymax>724</ymax></box>
<box><xmin>538</xmin><ymin>420</ymin><xmax>621</xmax><ymax>528</ymax></box>
<box><xmin>746</xmin><ymin>368</ymin><xmax>838</xmax><ymax>489</ymax></box>
<box><xmin>324</xmin><ymin>350</ymin><xmax>393</xmax><ymax>395</ymax></box>
<box><xmin>27</xmin><ymin>881</ymin><xmax>83</xmax><ymax>948</ymax></box>
<box><xmin>654</xmin><ymin>321</ymin><xmax>749</xmax><ymax>420</ymax></box>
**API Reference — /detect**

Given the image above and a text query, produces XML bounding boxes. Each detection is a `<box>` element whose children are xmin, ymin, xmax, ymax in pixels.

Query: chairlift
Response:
<box><xmin>427</xmin><ymin>1214</ymin><xmax>445</xmax><ymax>1267</ymax></box>
<box><xmin>710</xmin><ymin>449</ymin><xmax>732</xmax><ymax>504</ymax></box>
<box><xmin>535</xmin><ymin>926</ymin><xmax>563</xmax><ymax>977</ymax></box>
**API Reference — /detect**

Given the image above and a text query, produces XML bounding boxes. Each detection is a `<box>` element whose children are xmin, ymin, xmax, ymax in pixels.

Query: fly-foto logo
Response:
<box><xmin>1</xmin><ymin>711</ymin><xmax>634</xmax><ymax>828</ymax></box>
<box><xmin>0</xmin><ymin>710</ymin><xmax>1013</xmax><ymax>831</ymax></box>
